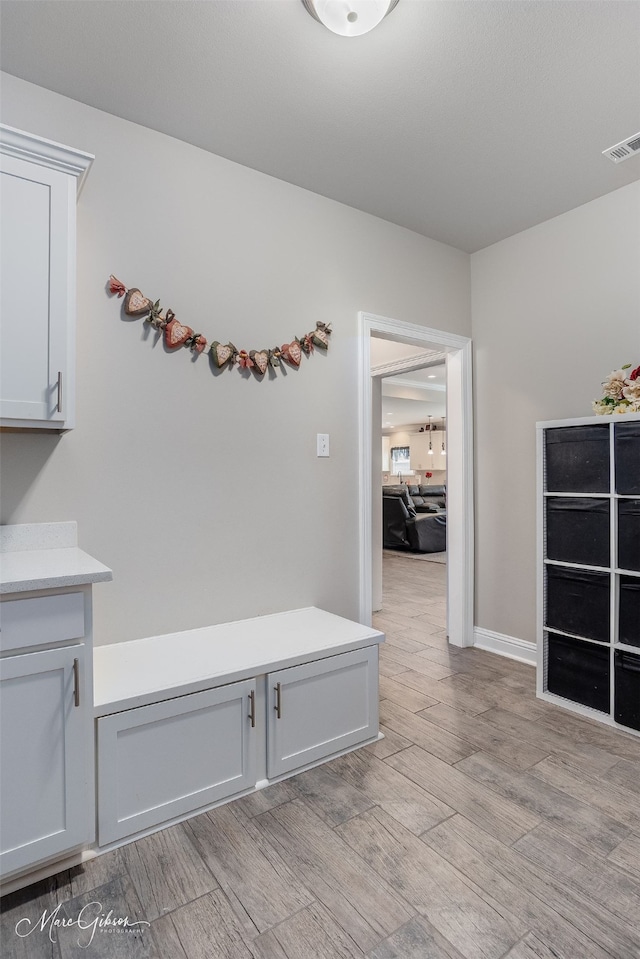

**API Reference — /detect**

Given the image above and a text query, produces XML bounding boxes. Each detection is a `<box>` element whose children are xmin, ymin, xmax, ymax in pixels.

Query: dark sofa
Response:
<box><xmin>382</xmin><ymin>486</ymin><xmax>447</xmax><ymax>553</ymax></box>
<box><xmin>406</xmin><ymin>484</ymin><xmax>446</xmax><ymax>511</ymax></box>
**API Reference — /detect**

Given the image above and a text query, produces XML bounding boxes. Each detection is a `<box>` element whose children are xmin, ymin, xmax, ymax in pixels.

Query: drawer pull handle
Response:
<box><xmin>274</xmin><ymin>682</ymin><xmax>282</xmax><ymax>719</ymax></box>
<box><xmin>73</xmin><ymin>658</ymin><xmax>80</xmax><ymax>707</ymax></box>
<box><xmin>248</xmin><ymin>690</ymin><xmax>256</xmax><ymax>728</ymax></box>
<box><xmin>56</xmin><ymin>372</ymin><xmax>63</xmax><ymax>414</ymax></box>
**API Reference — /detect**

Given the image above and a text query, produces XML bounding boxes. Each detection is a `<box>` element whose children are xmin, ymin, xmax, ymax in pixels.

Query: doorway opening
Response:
<box><xmin>357</xmin><ymin>312</ymin><xmax>474</xmax><ymax>647</ymax></box>
<box><xmin>375</xmin><ymin>344</ymin><xmax>447</xmax><ymax>633</ymax></box>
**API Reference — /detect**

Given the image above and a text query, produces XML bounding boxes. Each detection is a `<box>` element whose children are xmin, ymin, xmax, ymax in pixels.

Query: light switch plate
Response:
<box><xmin>317</xmin><ymin>433</ymin><xmax>330</xmax><ymax>457</ymax></box>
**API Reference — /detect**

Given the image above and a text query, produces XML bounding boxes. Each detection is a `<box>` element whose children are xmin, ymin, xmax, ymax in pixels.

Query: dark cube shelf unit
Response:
<box><xmin>537</xmin><ymin>414</ymin><xmax>640</xmax><ymax>737</ymax></box>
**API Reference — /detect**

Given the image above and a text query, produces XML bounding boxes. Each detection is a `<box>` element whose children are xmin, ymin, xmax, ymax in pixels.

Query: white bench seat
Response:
<box><xmin>93</xmin><ymin>607</ymin><xmax>383</xmax><ymax>847</ymax></box>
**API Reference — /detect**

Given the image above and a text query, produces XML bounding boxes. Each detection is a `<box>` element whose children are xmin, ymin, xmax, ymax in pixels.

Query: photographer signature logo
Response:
<box><xmin>15</xmin><ymin>901</ymin><xmax>150</xmax><ymax>948</ymax></box>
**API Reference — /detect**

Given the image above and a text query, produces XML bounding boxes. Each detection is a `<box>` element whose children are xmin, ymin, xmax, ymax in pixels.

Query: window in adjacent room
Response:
<box><xmin>390</xmin><ymin>446</ymin><xmax>410</xmax><ymax>475</ymax></box>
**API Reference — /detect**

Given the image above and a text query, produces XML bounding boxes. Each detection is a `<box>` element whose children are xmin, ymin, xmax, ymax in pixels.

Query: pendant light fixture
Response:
<box><xmin>301</xmin><ymin>0</ymin><xmax>399</xmax><ymax>37</ymax></box>
<box><xmin>441</xmin><ymin>416</ymin><xmax>446</xmax><ymax>457</ymax></box>
<box><xmin>427</xmin><ymin>416</ymin><xmax>434</xmax><ymax>455</ymax></box>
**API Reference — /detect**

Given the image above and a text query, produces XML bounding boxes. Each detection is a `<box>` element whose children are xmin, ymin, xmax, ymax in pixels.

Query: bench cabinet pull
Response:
<box><xmin>73</xmin><ymin>657</ymin><xmax>80</xmax><ymax>707</ymax></box>
<box><xmin>248</xmin><ymin>690</ymin><xmax>256</xmax><ymax>728</ymax></box>
<box><xmin>274</xmin><ymin>682</ymin><xmax>282</xmax><ymax>719</ymax></box>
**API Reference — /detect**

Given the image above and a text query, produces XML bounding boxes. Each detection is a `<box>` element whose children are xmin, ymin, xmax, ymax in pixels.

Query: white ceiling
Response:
<box><xmin>372</xmin><ymin>336</ymin><xmax>446</xmax><ymax>430</ymax></box>
<box><xmin>370</xmin><ymin>338</ymin><xmax>431</xmax><ymax>367</ymax></box>
<box><xmin>381</xmin><ymin>366</ymin><xmax>446</xmax><ymax>431</ymax></box>
<box><xmin>385</xmin><ymin>365</ymin><xmax>446</xmax><ymax>389</ymax></box>
<box><xmin>1</xmin><ymin>1</ymin><xmax>639</xmax><ymax>253</ymax></box>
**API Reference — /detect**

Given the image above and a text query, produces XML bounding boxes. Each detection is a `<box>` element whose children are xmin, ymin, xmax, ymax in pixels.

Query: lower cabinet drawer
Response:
<box><xmin>97</xmin><ymin>679</ymin><xmax>257</xmax><ymax>845</ymax></box>
<box><xmin>267</xmin><ymin>645</ymin><xmax>379</xmax><ymax>779</ymax></box>
<box><xmin>1</xmin><ymin>591</ymin><xmax>85</xmax><ymax>653</ymax></box>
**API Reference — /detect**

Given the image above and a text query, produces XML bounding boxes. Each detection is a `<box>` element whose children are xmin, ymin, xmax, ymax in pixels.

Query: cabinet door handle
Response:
<box><xmin>274</xmin><ymin>682</ymin><xmax>282</xmax><ymax>719</ymax></box>
<box><xmin>248</xmin><ymin>689</ymin><xmax>255</xmax><ymax>728</ymax></box>
<box><xmin>56</xmin><ymin>372</ymin><xmax>63</xmax><ymax>414</ymax></box>
<box><xmin>73</xmin><ymin>658</ymin><xmax>80</xmax><ymax>707</ymax></box>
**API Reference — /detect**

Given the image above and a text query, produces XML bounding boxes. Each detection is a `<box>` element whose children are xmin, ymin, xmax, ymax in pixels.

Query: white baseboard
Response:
<box><xmin>473</xmin><ymin>627</ymin><xmax>536</xmax><ymax>666</ymax></box>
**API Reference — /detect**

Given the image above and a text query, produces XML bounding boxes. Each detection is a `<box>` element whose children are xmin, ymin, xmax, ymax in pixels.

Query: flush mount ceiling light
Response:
<box><xmin>301</xmin><ymin>0</ymin><xmax>399</xmax><ymax>37</ymax></box>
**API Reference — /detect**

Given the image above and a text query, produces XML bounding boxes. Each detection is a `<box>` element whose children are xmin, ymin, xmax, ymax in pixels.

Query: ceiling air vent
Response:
<box><xmin>603</xmin><ymin>133</ymin><xmax>640</xmax><ymax>164</ymax></box>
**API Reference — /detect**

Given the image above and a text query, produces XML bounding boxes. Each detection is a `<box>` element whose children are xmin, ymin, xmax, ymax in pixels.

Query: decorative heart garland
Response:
<box><xmin>108</xmin><ymin>276</ymin><xmax>332</xmax><ymax>380</ymax></box>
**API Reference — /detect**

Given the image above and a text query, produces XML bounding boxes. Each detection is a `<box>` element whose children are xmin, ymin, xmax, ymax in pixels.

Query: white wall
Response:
<box><xmin>0</xmin><ymin>74</ymin><xmax>471</xmax><ymax>645</ymax></box>
<box><xmin>472</xmin><ymin>181</ymin><xmax>640</xmax><ymax>644</ymax></box>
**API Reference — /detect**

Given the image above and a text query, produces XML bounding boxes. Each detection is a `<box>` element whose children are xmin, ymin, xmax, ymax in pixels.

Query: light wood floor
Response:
<box><xmin>3</xmin><ymin>553</ymin><xmax>640</xmax><ymax>959</ymax></box>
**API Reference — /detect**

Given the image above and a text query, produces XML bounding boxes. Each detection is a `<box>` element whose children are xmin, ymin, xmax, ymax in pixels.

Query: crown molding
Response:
<box><xmin>371</xmin><ymin>349</ymin><xmax>446</xmax><ymax>379</ymax></box>
<box><xmin>0</xmin><ymin>125</ymin><xmax>94</xmax><ymax>194</ymax></box>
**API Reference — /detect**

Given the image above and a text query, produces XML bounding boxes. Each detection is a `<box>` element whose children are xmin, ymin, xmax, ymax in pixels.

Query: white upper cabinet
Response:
<box><xmin>0</xmin><ymin>126</ymin><xmax>93</xmax><ymax>430</ymax></box>
<box><xmin>410</xmin><ymin>430</ymin><xmax>447</xmax><ymax>472</ymax></box>
<box><xmin>381</xmin><ymin>435</ymin><xmax>391</xmax><ymax>472</ymax></box>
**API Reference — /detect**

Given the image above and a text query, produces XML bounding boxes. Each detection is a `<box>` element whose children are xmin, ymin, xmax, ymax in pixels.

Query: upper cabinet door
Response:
<box><xmin>432</xmin><ymin>430</ymin><xmax>447</xmax><ymax>471</ymax></box>
<box><xmin>409</xmin><ymin>433</ymin><xmax>430</xmax><ymax>471</ymax></box>
<box><xmin>0</xmin><ymin>126</ymin><xmax>93</xmax><ymax>431</ymax></box>
<box><xmin>1</xmin><ymin>157</ymin><xmax>73</xmax><ymax>425</ymax></box>
<box><xmin>410</xmin><ymin>431</ymin><xmax>447</xmax><ymax>473</ymax></box>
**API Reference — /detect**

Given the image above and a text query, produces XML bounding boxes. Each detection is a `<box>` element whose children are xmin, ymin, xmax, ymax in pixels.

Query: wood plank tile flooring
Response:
<box><xmin>3</xmin><ymin>553</ymin><xmax>640</xmax><ymax>958</ymax></box>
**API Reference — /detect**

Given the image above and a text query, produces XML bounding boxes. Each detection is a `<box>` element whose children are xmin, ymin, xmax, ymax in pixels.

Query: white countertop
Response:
<box><xmin>94</xmin><ymin>606</ymin><xmax>383</xmax><ymax>716</ymax></box>
<box><xmin>0</xmin><ymin>522</ymin><xmax>112</xmax><ymax>594</ymax></box>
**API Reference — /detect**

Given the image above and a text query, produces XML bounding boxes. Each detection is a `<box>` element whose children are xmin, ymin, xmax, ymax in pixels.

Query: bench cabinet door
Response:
<box><xmin>0</xmin><ymin>645</ymin><xmax>91</xmax><ymax>876</ymax></box>
<box><xmin>97</xmin><ymin>679</ymin><xmax>257</xmax><ymax>845</ymax></box>
<box><xmin>267</xmin><ymin>646</ymin><xmax>379</xmax><ymax>779</ymax></box>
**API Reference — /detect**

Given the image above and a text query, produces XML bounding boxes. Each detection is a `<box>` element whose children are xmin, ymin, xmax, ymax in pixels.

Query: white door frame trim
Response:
<box><xmin>358</xmin><ymin>312</ymin><xmax>474</xmax><ymax>647</ymax></box>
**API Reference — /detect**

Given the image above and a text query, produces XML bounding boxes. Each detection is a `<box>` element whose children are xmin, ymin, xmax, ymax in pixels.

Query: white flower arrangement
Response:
<box><xmin>593</xmin><ymin>364</ymin><xmax>640</xmax><ymax>415</ymax></box>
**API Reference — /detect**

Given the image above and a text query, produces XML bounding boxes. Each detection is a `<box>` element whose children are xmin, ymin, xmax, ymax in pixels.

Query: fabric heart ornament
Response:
<box><xmin>250</xmin><ymin>350</ymin><xmax>269</xmax><ymax>375</ymax></box>
<box><xmin>210</xmin><ymin>341</ymin><xmax>236</xmax><ymax>368</ymax></box>
<box><xmin>165</xmin><ymin>318</ymin><xmax>193</xmax><ymax>348</ymax></box>
<box><xmin>312</xmin><ymin>326</ymin><xmax>330</xmax><ymax>349</ymax></box>
<box><xmin>282</xmin><ymin>340</ymin><xmax>302</xmax><ymax>367</ymax></box>
<box><xmin>124</xmin><ymin>288</ymin><xmax>152</xmax><ymax>316</ymax></box>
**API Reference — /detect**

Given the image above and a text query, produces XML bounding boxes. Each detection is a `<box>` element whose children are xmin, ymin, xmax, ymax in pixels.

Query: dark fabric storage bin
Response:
<box><xmin>546</xmin><ymin>498</ymin><xmax>610</xmax><ymax>568</ymax></box>
<box><xmin>547</xmin><ymin>633</ymin><xmax>610</xmax><ymax>712</ymax></box>
<box><xmin>546</xmin><ymin>565</ymin><xmax>609</xmax><ymax>642</ymax></box>
<box><xmin>614</xmin><ymin>650</ymin><xmax>640</xmax><ymax>731</ymax></box>
<box><xmin>615</xmin><ymin>422</ymin><xmax>640</xmax><ymax>495</ymax></box>
<box><xmin>618</xmin><ymin>500</ymin><xmax>640</xmax><ymax>572</ymax></box>
<box><xmin>545</xmin><ymin>426</ymin><xmax>610</xmax><ymax>493</ymax></box>
<box><xmin>619</xmin><ymin>576</ymin><xmax>640</xmax><ymax>647</ymax></box>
